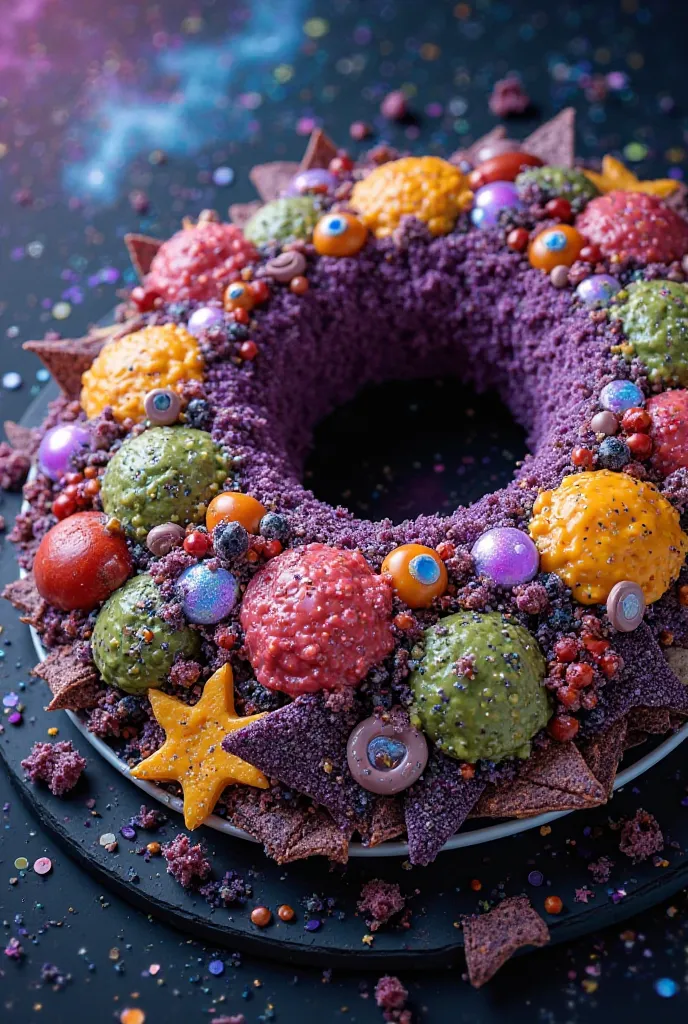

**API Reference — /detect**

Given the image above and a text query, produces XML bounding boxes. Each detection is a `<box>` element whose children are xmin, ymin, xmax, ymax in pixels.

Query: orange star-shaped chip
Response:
<box><xmin>583</xmin><ymin>155</ymin><xmax>678</xmax><ymax>198</ymax></box>
<box><xmin>131</xmin><ymin>663</ymin><xmax>269</xmax><ymax>830</ymax></box>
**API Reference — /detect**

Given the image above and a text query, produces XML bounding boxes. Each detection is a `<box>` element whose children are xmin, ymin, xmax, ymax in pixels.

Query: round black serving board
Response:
<box><xmin>2</xmin><ymin>380</ymin><xmax>688</xmax><ymax>970</ymax></box>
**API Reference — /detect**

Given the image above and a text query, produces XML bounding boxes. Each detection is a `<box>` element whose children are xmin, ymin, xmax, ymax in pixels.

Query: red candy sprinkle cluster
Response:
<box><xmin>240</xmin><ymin>543</ymin><xmax>394</xmax><ymax>697</ymax></box>
<box><xmin>144</xmin><ymin>221</ymin><xmax>259</xmax><ymax>303</ymax></box>
<box><xmin>576</xmin><ymin>190</ymin><xmax>688</xmax><ymax>265</ymax></box>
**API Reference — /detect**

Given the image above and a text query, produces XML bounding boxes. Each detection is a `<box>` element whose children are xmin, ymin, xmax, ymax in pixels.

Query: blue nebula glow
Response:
<box><xmin>65</xmin><ymin>0</ymin><xmax>307</xmax><ymax>202</ymax></box>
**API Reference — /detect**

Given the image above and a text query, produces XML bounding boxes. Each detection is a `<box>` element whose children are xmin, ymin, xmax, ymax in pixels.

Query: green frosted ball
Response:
<box><xmin>410</xmin><ymin>611</ymin><xmax>550</xmax><ymax>764</ymax></box>
<box><xmin>92</xmin><ymin>574</ymin><xmax>201</xmax><ymax>694</ymax></box>
<box><xmin>101</xmin><ymin>426</ymin><xmax>230</xmax><ymax>540</ymax></box>
<box><xmin>613</xmin><ymin>280</ymin><xmax>688</xmax><ymax>386</ymax></box>
<box><xmin>515</xmin><ymin>166</ymin><xmax>599</xmax><ymax>212</ymax></box>
<box><xmin>244</xmin><ymin>196</ymin><xmax>321</xmax><ymax>245</ymax></box>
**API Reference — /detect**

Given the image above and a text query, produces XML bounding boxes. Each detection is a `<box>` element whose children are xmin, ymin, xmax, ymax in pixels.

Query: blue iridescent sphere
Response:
<box><xmin>575</xmin><ymin>274</ymin><xmax>621</xmax><ymax>307</ymax></box>
<box><xmin>408</xmin><ymin>553</ymin><xmax>441</xmax><ymax>586</ymax></box>
<box><xmin>599</xmin><ymin>379</ymin><xmax>645</xmax><ymax>414</ymax></box>
<box><xmin>177</xmin><ymin>564</ymin><xmax>238</xmax><ymax>625</ymax></box>
<box><xmin>367</xmin><ymin>735</ymin><xmax>407</xmax><ymax>771</ymax></box>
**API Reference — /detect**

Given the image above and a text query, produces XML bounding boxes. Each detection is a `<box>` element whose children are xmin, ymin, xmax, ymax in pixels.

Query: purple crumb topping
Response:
<box><xmin>21</xmin><ymin>740</ymin><xmax>86</xmax><ymax>796</ymax></box>
<box><xmin>618</xmin><ymin>808</ymin><xmax>664</xmax><ymax>863</ymax></box>
<box><xmin>162</xmin><ymin>833</ymin><xmax>211</xmax><ymax>888</ymax></box>
<box><xmin>357</xmin><ymin>879</ymin><xmax>406</xmax><ymax>931</ymax></box>
<box><xmin>374</xmin><ymin>975</ymin><xmax>411</xmax><ymax>1021</ymax></box>
<box><xmin>588</xmin><ymin>855</ymin><xmax>615</xmax><ymax>884</ymax></box>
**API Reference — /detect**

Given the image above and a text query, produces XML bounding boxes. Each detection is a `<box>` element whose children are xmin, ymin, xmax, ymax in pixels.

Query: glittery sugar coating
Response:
<box><xmin>529</xmin><ymin>471</ymin><xmax>687</xmax><ymax>605</ymax></box>
<box><xmin>351</xmin><ymin>156</ymin><xmax>472</xmax><ymax>237</ymax></box>
<box><xmin>240</xmin><ymin>544</ymin><xmax>394</xmax><ymax>697</ymax></box>
<box><xmin>145</xmin><ymin>220</ymin><xmax>259</xmax><ymax>303</ymax></box>
<box><xmin>81</xmin><ymin>324</ymin><xmax>204</xmax><ymax>424</ymax></box>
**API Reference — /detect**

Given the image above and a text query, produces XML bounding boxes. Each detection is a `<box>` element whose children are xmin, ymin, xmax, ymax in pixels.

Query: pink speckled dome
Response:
<box><xmin>145</xmin><ymin>221</ymin><xmax>259</xmax><ymax>303</ymax></box>
<box><xmin>240</xmin><ymin>543</ymin><xmax>395</xmax><ymax>696</ymax></box>
<box><xmin>576</xmin><ymin>190</ymin><xmax>688</xmax><ymax>265</ymax></box>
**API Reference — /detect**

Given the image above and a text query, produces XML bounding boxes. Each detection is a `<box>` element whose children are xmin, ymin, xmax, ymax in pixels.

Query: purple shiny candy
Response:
<box><xmin>599</xmin><ymin>379</ymin><xmax>644</xmax><ymax>415</ymax></box>
<box><xmin>38</xmin><ymin>423</ymin><xmax>90</xmax><ymax>482</ymax></box>
<box><xmin>177</xmin><ymin>563</ymin><xmax>238</xmax><ymax>625</ymax></box>
<box><xmin>471</xmin><ymin>527</ymin><xmax>539</xmax><ymax>587</ymax></box>
<box><xmin>285</xmin><ymin>168</ymin><xmax>337</xmax><ymax>196</ymax></box>
<box><xmin>347</xmin><ymin>715</ymin><xmax>428</xmax><ymax>795</ymax></box>
<box><xmin>470</xmin><ymin>181</ymin><xmax>523</xmax><ymax>229</ymax></box>
<box><xmin>187</xmin><ymin>305</ymin><xmax>224</xmax><ymax>338</ymax></box>
<box><xmin>575</xmin><ymin>274</ymin><xmax>621</xmax><ymax>307</ymax></box>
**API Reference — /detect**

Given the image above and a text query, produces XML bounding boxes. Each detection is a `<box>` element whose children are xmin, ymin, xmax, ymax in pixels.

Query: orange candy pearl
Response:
<box><xmin>206</xmin><ymin>492</ymin><xmax>267</xmax><ymax>534</ymax></box>
<box><xmin>313</xmin><ymin>211</ymin><xmax>368</xmax><ymax>257</ymax></box>
<box><xmin>223</xmin><ymin>280</ymin><xmax>255</xmax><ymax>312</ymax></box>
<box><xmin>381</xmin><ymin>544</ymin><xmax>448</xmax><ymax>609</ymax></box>
<box><xmin>528</xmin><ymin>224</ymin><xmax>584</xmax><ymax>272</ymax></box>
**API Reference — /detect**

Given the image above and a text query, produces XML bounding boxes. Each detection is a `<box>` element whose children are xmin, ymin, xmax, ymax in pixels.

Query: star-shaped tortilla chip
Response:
<box><xmin>299</xmin><ymin>128</ymin><xmax>338</xmax><ymax>171</ymax></box>
<box><xmin>521</xmin><ymin>107</ymin><xmax>576</xmax><ymax>168</ymax></box>
<box><xmin>124</xmin><ymin>233</ymin><xmax>162</xmax><ymax>279</ymax></box>
<box><xmin>131</xmin><ymin>663</ymin><xmax>268</xmax><ymax>830</ymax></box>
<box><xmin>583</xmin><ymin>155</ymin><xmax>679</xmax><ymax>198</ymax></box>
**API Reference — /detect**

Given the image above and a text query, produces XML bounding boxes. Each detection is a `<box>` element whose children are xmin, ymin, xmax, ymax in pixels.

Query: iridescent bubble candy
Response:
<box><xmin>177</xmin><ymin>563</ymin><xmax>238</xmax><ymax>625</ymax></box>
<box><xmin>471</xmin><ymin>527</ymin><xmax>539</xmax><ymax>586</ymax></box>
<box><xmin>471</xmin><ymin>181</ymin><xmax>523</xmax><ymax>229</ymax></box>
<box><xmin>599</xmin><ymin>379</ymin><xmax>644</xmax><ymax>415</ymax></box>
<box><xmin>187</xmin><ymin>305</ymin><xmax>224</xmax><ymax>337</ymax></box>
<box><xmin>575</xmin><ymin>274</ymin><xmax>621</xmax><ymax>307</ymax></box>
<box><xmin>38</xmin><ymin>423</ymin><xmax>91</xmax><ymax>482</ymax></box>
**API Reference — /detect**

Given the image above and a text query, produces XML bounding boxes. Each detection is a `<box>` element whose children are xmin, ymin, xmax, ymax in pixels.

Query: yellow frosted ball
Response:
<box><xmin>528</xmin><ymin>470</ymin><xmax>687</xmax><ymax>605</ymax></box>
<box><xmin>81</xmin><ymin>324</ymin><xmax>204</xmax><ymax>424</ymax></box>
<box><xmin>350</xmin><ymin>156</ymin><xmax>473</xmax><ymax>238</ymax></box>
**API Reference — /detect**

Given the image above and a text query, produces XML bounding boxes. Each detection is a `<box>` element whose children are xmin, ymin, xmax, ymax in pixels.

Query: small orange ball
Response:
<box><xmin>313</xmin><ymin>211</ymin><xmax>368</xmax><ymax>257</ymax></box>
<box><xmin>381</xmin><ymin>543</ymin><xmax>448</xmax><ymax>609</ymax></box>
<box><xmin>528</xmin><ymin>224</ymin><xmax>584</xmax><ymax>272</ymax></box>
<box><xmin>544</xmin><ymin>895</ymin><xmax>563</xmax><ymax>915</ymax></box>
<box><xmin>223</xmin><ymin>280</ymin><xmax>255</xmax><ymax>312</ymax></box>
<box><xmin>290</xmin><ymin>275</ymin><xmax>309</xmax><ymax>295</ymax></box>
<box><xmin>277</xmin><ymin>904</ymin><xmax>295</xmax><ymax>922</ymax></box>
<box><xmin>206</xmin><ymin>492</ymin><xmax>267</xmax><ymax>534</ymax></box>
<box><xmin>250</xmin><ymin>905</ymin><xmax>272</xmax><ymax>928</ymax></box>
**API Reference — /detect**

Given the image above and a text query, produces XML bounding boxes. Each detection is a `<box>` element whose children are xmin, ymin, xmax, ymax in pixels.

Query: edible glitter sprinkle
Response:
<box><xmin>33</xmin><ymin>857</ymin><xmax>52</xmax><ymax>875</ymax></box>
<box><xmin>212</xmin><ymin>166</ymin><xmax>234</xmax><ymax>186</ymax></box>
<box><xmin>13</xmin><ymin>857</ymin><xmax>29</xmax><ymax>870</ymax></box>
<box><xmin>99</xmin><ymin>832</ymin><xmax>117</xmax><ymax>847</ymax></box>
<box><xmin>654</xmin><ymin>978</ymin><xmax>678</xmax><ymax>998</ymax></box>
<box><xmin>3</xmin><ymin>693</ymin><xmax>19</xmax><ymax>707</ymax></box>
<box><xmin>208</xmin><ymin>959</ymin><xmax>225</xmax><ymax>975</ymax></box>
<box><xmin>51</xmin><ymin>301</ymin><xmax>72</xmax><ymax>320</ymax></box>
<box><xmin>2</xmin><ymin>372</ymin><xmax>22</xmax><ymax>391</ymax></box>
<box><xmin>527</xmin><ymin>870</ymin><xmax>544</xmax><ymax>886</ymax></box>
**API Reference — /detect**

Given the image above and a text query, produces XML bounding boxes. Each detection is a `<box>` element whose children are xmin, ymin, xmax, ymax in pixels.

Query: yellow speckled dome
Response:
<box><xmin>528</xmin><ymin>470</ymin><xmax>687</xmax><ymax>605</ymax></box>
<box><xmin>350</xmin><ymin>156</ymin><xmax>473</xmax><ymax>238</ymax></box>
<box><xmin>81</xmin><ymin>324</ymin><xmax>204</xmax><ymax>424</ymax></box>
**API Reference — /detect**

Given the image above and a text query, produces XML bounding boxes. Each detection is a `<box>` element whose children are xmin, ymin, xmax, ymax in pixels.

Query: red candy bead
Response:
<box><xmin>578</xmin><ymin>244</ymin><xmax>601</xmax><ymax>264</ymax></box>
<box><xmin>571</xmin><ymin>446</ymin><xmax>594</xmax><ymax>468</ymax></box>
<box><xmin>620</xmin><ymin>407</ymin><xmax>651</xmax><ymax>433</ymax></box>
<box><xmin>240</xmin><ymin>544</ymin><xmax>394</xmax><ymax>697</ymax></box>
<box><xmin>329</xmin><ymin>155</ymin><xmax>354</xmax><ymax>176</ymax></box>
<box><xmin>565</xmin><ymin>662</ymin><xmax>594</xmax><ymax>689</ymax></box>
<box><xmin>468</xmin><ymin>151</ymin><xmax>543</xmax><ymax>190</ymax></box>
<box><xmin>183</xmin><ymin>530</ymin><xmax>211</xmax><ymax>557</ymax></box>
<box><xmin>130</xmin><ymin>286</ymin><xmax>160</xmax><ymax>312</ymax></box>
<box><xmin>544</xmin><ymin>895</ymin><xmax>563</xmax><ymax>915</ymax></box>
<box><xmin>239</xmin><ymin>340</ymin><xmax>258</xmax><ymax>361</ymax></box>
<box><xmin>249</xmin><ymin>279</ymin><xmax>270</xmax><ymax>304</ymax></box>
<box><xmin>626</xmin><ymin>432</ymin><xmax>653</xmax><ymax>460</ymax></box>
<box><xmin>600</xmin><ymin>651</ymin><xmax>622</xmax><ymax>679</ymax></box>
<box><xmin>51</xmin><ymin>493</ymin><xmax>76</xmax><ymax>520</ymax></box>
<box><xmin>34</xmin><ymin>511</ymin><xmax>132</xmax><ymax>611</ymax></box>
<box><xmin>233</xmin><ymin>307</ymin><xmax>250</xmax><ymax>325</ymax></box>
<box><xmin>548</xmin><ymin>714</ymin><xmax>580</xmax><ymax>742</ymax></box>
<box><xmin>576</xmin><ymin>191</ymin><xmax>688</xmax><ymax>265</ymax></box>
<box><xmin>507</xmin><ymin>227</ymin><xmax>530</xmax><ymax>252</ymax></box>
<box><xmin>289</xmin><ymin>275</ymin><xmax>309</xmax><ymax>295</ymax></box>
<box><xmin>646</xmin><ymin>390</ymin><xmax>688</xmax><ymax>476</ymax></box>
<box><xmin>557</xmin><ymin>686</ymin><xmax>580</xmax><ymax>709</ymax></box>
<box><xmin>544</xmin><ymin>197</ymin><xmax>573</xmax><ymax>223</ymax></box>
<box><xmin>554</xmin><ymin>637</ymin><xmax>578</xmax><ymax>663</ymax></box>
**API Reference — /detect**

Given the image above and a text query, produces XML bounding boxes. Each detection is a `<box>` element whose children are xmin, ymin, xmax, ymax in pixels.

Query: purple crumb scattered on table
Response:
<box><xmin>21</xmin><ymin>740</ymin><xmax>86</xmax><ymax>796</ymax></box>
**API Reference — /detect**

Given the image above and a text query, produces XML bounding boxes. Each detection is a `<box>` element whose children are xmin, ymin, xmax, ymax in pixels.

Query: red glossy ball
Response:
<box><xmin>545</xmin><ymin>197</ymin><xmax>573</xmax><ymax>223</ymax></box>
<box><xmin>620</xmin><ymin>407</ymin><xmax>651</xmax><ymax>433</ymax></box>
<box><xmin>554</xmin><ymin>637</ymin><xmax>578</xmax><ymax>663</ymax></box>
<box><xmin>51</xmin><ymin>494</ymin><xmax>76</xmax><ymax>520</ymax></box>
<box><xmin>34</xmin><ymin>511</ymin><xmax>132</xmax><ymax>611</ymax></box>
<box><xmin>468</xmin><ymin>151</ymin><xmax>543</xmax><ymax>190</ymax></box>
<box><xmin>507</xmin><ymin>227</ymin><xmax>529</xmax><ymax>252</ymax></box>
<box><xmin>565</xmin><ymin>662</ymin><xmax>594</xmax><ymax>689</ymax></box>
<box><xmin>626</xmin><ymin>432</ymin><xmax>653</xmax><ymax>460</ymax></box>
<box><xmin>548</xmin><ymin>714</ymin><xmax>580</xmax><ymax>742</ymax></box>
<box><xmin>183</xmin><ymin>530</ymin><xmax>211</xmax><ymax>557</ymax></box>
<box><xmin>571</xmin><ymin>446</ymin><xmax>594</xmax><ymax>468</ymax></box>
<box><xmin>578</xmin><ymin>244</ymin><xmax>601</xmax><ymax>264</ymax></box>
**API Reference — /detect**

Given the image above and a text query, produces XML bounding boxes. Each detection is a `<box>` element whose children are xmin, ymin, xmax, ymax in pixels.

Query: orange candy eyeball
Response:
<box><xmin>223</xmin><ymin>280</ymin><xmax>255</xmax><ymax>312</ymax></box>
<box><xmin>381</xmin><ymin>544</ymin><xmax>448</xmax><ymax>609</ymax></box>
<box><xmin>206</xmin><ymin>491</ymin><xmax>267</xmax><ymax>535</ymax></box>
<box><xmin>528</xmin><ymin>225</ymin><xmax>584</xmax><ymax>272</ymax></box>
<box><xmin>313</xmin><ymin>212</ymin><xmax>368</xmax><ymax>257</ymax></box>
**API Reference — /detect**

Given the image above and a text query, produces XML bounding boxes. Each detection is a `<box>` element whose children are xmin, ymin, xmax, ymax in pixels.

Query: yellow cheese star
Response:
<box><xmin>583</xmin><ymin>155</ymin><xmax>678</xmax><ymax>198</ymax></box>
<box><xmin>131</xmin><ymin>663</ymin><xmax>268</xmax><ymax>830</ymax></box>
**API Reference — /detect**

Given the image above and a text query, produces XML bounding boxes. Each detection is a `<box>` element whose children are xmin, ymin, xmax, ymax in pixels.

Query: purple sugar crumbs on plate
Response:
<box><xmin>618</xmin><ymin>808</ymin><xmax>664</xmax><ymax>863</ymax></box>
<box><xmin>21</xmin><ymin>740</ymin><xmax>86</xmax><ymax>796</ymax></box>
<box><xmin>162</xmin><ymin>833</ymin><xmax>211</xmax><ymax>888</ymax></box>
<box><xmin>357</xmin><ymin>879</ymin><xmax>406</xmax><ymax>931</ymax></box>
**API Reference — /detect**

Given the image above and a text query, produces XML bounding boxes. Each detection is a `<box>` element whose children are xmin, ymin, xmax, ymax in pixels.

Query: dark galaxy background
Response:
<box><xmin>2</xmin><ymin>0</ymin><xmax>688</xmax><ymax>1021</ymax></box>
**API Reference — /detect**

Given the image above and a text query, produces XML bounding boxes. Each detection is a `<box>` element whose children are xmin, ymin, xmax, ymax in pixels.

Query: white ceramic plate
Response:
<box><xmin>25</xmin><ymin>599</ymin><xmax>688</xmax><ymax>856</ymax></box>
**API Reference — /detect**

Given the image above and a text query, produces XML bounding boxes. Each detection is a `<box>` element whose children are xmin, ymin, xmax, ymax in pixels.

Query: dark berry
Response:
<box><xmin>598</xmin><ymin>436</ymin><xmax>631</xmax><ymax>470</ymax></box>
<box><xmin>214</xmin><ymin>520</ymin><xmax>249</xmax><ymax>559</ymax></box>
<box><xmin>542</xmin><ymin>573</ymin><xmax>564</xmax><ymax>599</ymax></box>
<box><xmin>185</xmin><ymin>398</ymin><xmax>212</xmax><ymax>431</ymax></box>
<box><xmin>228</xmin><ymin>321</ymin><xmax>249</xmax><ymax>340</ymax></box>
<box><xmin>259</xmin><ymin>512</ymin><xmax>289</xmax><ymax>543</ymax></box>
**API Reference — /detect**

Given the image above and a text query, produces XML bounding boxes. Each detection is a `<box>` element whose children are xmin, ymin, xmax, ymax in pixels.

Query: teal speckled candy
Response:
<box><xmin>244</xmin><ymin>195</ymin><xmax>320</xmax><ymax>245</ymax></box>
<box><xmin>613</xmin><ymin>280</ymin><xmax>688</xmax><ymax>386</ymax></box>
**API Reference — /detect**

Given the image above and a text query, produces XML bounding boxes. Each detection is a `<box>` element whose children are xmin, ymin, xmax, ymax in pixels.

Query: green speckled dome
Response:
<box><xmin>613</xmin><ymin>279</ymin><xmax>688</xmax><ymax>385</ymax></box>
<box><xmin>410</xmin><ymin>611</ymin><xmax>550</xmax><ymax>764</ymax></box>
<box><xmin>92</xmin><ymin>574</ymin><xmax>201</xmax><ymax>694</ymax></box>
<box><xmin>101</xmin><ymin>426</ymin><xmax>230</xmax><ymax>540</ymax></box>
<box><xmin>515</xmin><ymin>166</ymin><xmax>599</xmax><ymax>212</ymax></box>
<box><xmin>244</xmin><ymin>196</ymin><xmax>321</xmax><ymax>245</ymax></box>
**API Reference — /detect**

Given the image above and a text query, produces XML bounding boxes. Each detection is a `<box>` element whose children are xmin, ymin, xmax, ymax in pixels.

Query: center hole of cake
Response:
<box><xmin>304</xmin><ymin>377</ymin><xmax>529</xmax><ymax>523</ymax></box>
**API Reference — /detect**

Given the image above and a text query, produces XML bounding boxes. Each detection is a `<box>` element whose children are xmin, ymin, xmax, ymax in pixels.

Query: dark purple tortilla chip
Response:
<box><xmin>32</xmin><ymin>646</ymin><xmax>103</xmax><ymax>712</ymax></box>
<box><xmin>24</xmin><ymin>321</ymin><xmax>142</xmax><ymax>398</ymax></box>
<box><xmin>362</xmin><ymin>797</ymin><xmax>406</xmax><ymax>847</ymax></box>
<box><xmin>579</xmin><ymin>717</ymin><xmax>627</xmax><ymax>799</ymax></box>
<box><xmin>626</xmin><ymin>706</ymin><xmax>671</xmax><ymax>735</ymax></box>
<box><xmin>226</xmin><ymin>788</ymin><xmax>350</xmax><ymax>864</ymax></box>
<box><xmin>473</xmin><ymin>778</ymin><xmax>600</xmax><ymax>819</ymax></box>
<box><xmin>222</xmin><ymin>694</ymin><xmax>372</xmax><ymax>829</ymax></box>
<box><xmin>4</xmin><ymin>421</ymin><xmax>39</xmax><ymax>455</ymax></box>
<box><xmin>249</xmin><ymin>161</ymin><xmax>300</xmax><ymax>202</ymax></box>
<box><xmin>664</xmin><ymin>645</ymin><xmax>688</xmax><ymax>684</ymax></box>
<box><xmin>463</xmin><ymin>895</ymin><xmax>550</xmax><ymax>988</ymax></box>
<box><xmin>519</xmin><ymin>741</ymin><xmax>606</xmax><ymax>802</ymax></box>
<box><xmin>124</xmin><ymin>233</ymin><xmax>162</xmax><ymax>280</ymax></box>
<box><xmin>299</xmin><ymin>128</ymin><xmax>339</xmax><ymax>171</ymax></box>
<box><xmin>449</xmin><ymin>126</ymin><xmax>507</xmax><ymax>166</ymax></box>
<box><xmin>229</xmin><ymin>200</ymin><xmax>262</xmax><ymax>229</ymax></box>
<box><xmin>624</xmin><ymin>729</ymin><xmax>649</xmax><ymax>750</ymax></box>
<box><xmin>522</xmin><ymin>107</ymin><xmax>575</xmax><ymax>168</ymax></box>
<box><xmin>2</xmin><ymin>574</ymin><xmax>47</xmax><ymax>627</ymax></box>
<box><xmin>587</xmin><ymin>625</ymin><xmax>688</xmax><ymax>731</ymax></box>
<box><xmin>404</xmin><ymin>752</ymin><xmax>485</xmax><ymax>866</ymax></box>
